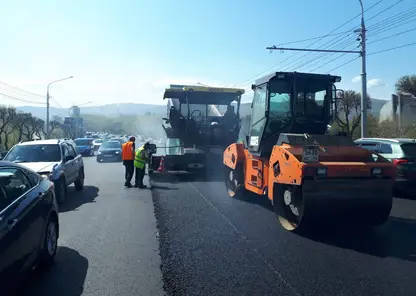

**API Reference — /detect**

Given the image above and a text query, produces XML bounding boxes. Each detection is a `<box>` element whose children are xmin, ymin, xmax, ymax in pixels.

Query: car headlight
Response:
<box><xmin>98</xmin><ymin>151</ymin><xmax>102</xmax><ymax>154</ymax></box>
<box><xmin>115</xmin><ymin>151</ymin><xmax>120</xmax><ymax>154</ymax></box>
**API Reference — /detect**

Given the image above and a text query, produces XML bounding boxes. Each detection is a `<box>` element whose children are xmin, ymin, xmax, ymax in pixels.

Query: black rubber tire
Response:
<box><xmin>55</xmin><ymin>178</ymin><xmax>67</xmax><ymax>204</ymax></box>
<box><xmin>38</xmin><ymin>216</ymin><xmax>58</xmax><ymax>270</ymax></box>
<box><xmin>74</xmin><ymin>169</ymin><xmax>84</xmax><ymax>191</ymax></box>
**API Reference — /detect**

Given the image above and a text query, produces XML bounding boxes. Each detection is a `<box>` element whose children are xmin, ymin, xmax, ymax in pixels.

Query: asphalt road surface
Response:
<box><xmin>19</xmin><ymin>156</ymin><xmax>164</xmax><ymax>296</ymax></box>
<box><xmin>151</xmin><ymin>159</ymin><xmax>416</xmax><ymax>296</ymax></box>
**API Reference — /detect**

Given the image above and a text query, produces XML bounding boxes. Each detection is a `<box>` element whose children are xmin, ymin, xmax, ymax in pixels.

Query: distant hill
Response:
<box><xmin>15</xmin><ymin>98</ymin><xmax>387</xmax><ymax>120</ymax></box>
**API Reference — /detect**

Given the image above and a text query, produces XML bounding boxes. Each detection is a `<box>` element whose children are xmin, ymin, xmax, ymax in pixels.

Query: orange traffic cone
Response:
<box><xmin>157</xmin><ymin>156</ymin><xmax>166</xmax><ymax>172</ymax></box>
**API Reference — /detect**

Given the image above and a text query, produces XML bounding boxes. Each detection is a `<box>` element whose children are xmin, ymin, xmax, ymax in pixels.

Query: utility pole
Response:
<box><xmin>359</xmin><ymin>0</ymin><xmax>368</xmax><ymax>138</ymax></box>
<box><xmin>266</xmin><ymin>1</ymin><xmax>368</xmax><ymax>137</ymax></box>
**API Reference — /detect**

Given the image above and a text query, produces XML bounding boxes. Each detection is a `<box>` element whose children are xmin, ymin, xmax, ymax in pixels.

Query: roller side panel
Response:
<box><xmin>223</xmin><ymin>143</ymin><xmax>245</xmax><ymax>170</ymax></box>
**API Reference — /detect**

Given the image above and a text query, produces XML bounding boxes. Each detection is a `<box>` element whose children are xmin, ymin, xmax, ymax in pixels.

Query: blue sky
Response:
<box><xmin>0</xmin><ymin>0</ymin><xmax>415</xmax><ymax>111</ymax></box>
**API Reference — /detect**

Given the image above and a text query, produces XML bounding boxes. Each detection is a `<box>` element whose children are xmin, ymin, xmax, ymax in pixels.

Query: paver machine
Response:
<box><xmin>223</xmin><ymin>71</ymin><xmax>396</xmax><ymax>233</ymax></box>
<box><xmin>149</xmin><ymin>84</ymin><xmax>245</xmax><ymax>175</ymax></box>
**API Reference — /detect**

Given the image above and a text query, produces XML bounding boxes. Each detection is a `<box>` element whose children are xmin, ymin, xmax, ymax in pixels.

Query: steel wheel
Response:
<box><xmin>224</xmin><ymin>166</ymin><xmax>245</xmax><ymax>198</ymax></box>
<box><xmin>275</xmin><ymin>186</ymin><xmax>305</xmax><ymax>232</ymax></box>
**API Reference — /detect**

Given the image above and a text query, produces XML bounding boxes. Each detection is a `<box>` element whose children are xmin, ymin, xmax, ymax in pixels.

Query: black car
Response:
<box><xmin>0</xmin><ymin>161</ymin><xmax>59</xmax><ymax>295</ymax></box>
<box><xmin>96</xmin><ymin>141</ymin><xmax>122</xmax><ymax>162</ymax></box>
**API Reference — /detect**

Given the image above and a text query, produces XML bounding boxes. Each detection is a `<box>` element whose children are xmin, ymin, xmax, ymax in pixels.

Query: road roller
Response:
<box><xmin>223</xmin><ymin>71</ymin><xmax>396</xmax><ymax>233</ymax></box>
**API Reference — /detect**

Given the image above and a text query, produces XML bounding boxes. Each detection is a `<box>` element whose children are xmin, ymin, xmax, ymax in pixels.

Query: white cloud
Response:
<box><xmin>351</xmin><ymin>76</ymin><xmax>387</xmax><ymax>88</ymax></box>
<box><xmin>367</xmin><ymin>78</ymin><xmax>386</xmax><ymax>88</ymax></box>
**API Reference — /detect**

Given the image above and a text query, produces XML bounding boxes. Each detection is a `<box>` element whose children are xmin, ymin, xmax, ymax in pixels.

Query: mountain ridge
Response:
<box><xmin>15</xmin><ymin>98</ymin><xmax>388</xmax><ymax>120</ymax></box>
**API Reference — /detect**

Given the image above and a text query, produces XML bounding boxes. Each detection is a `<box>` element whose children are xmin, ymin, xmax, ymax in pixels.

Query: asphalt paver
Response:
<box><xmin>19</xmin><ymin>157</ymin><xmax>164</xmax><ymax>296</ymax></box>
<box><xmin>151</xmin><ymin>167</ymin><xmax>416</xmax><ymax>296</ymax></box>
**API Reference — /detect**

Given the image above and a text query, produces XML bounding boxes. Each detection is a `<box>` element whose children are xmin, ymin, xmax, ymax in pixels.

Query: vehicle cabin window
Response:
<box><xmin>23</xmin><ymin>169</ymin><xmax>40</xmax><ymax>187</ymax></box>
<box><xmin>61</xmin><ymin>143</ymin><xmax>71</xmax><ymax>159</ymax></box>
<box><xmin>249</xmin><ymin>84</ymin><xmax>267</xmax><ymax>151</ymax></box>
<box><xmin>359</xmin><ymin>143</ymin><xmax>380</xmax><ymax>152</ymax></box>
<box><xmin>379</xmin><ymin>143</ymin><xmax>393</xmax><ymax>154</ymax></box>
<box><xmin>0</xmin><ymin>168</ymin><xmax>32</xmax><ymax>210</ymax></box>
<box><xmin>67</xmin><ymin>143</ymin><xmax>78</xmax><ymax>157</ymax></box>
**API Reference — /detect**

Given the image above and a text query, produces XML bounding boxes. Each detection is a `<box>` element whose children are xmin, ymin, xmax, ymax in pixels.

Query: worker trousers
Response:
<box><xmin>123</xmin><ymin>160</ymin><xmax>134</xmax><ymax>186</ymax></box>
<box><xmin>135</xmin><ymin>167</ymin><xmax>145</xmax><ymax>187</ymax></box>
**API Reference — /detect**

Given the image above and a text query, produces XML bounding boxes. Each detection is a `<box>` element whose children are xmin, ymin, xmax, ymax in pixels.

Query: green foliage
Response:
<box><xmin>395</xmin><ymin>75</ymin><xmax>416</xmax><ymax>96</ymax></box>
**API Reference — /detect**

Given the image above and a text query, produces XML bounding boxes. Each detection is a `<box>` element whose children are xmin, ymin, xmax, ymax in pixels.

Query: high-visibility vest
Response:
<box><xmin>134</xmin><ymin>146</ymin><xmax>146</xmax><ymax>169</ymax></box>
<box><xmin>122</xmin><ymin>141</ymin><xmax>134</xmax><ymax>160</ymax></box>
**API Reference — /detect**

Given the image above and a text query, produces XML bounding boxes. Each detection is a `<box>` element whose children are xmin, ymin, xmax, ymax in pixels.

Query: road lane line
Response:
<box><xmin>187</xmin><ymin>182</ymin><xmax>302</xmax><ymax>296</ymax></box>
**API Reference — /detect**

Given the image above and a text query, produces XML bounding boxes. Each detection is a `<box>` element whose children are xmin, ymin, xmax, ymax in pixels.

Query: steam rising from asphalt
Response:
<box><xmin>133</xmin><ymin>115</ymin><xmax>165</xmax><ymax>141</ymax></box>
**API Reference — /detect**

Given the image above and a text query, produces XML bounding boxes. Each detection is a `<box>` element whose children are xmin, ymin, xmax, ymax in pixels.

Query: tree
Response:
<box><xmin>335</xmin><ymin>90</ymin><xmax>372</xmax><ymax>136</ymax></box>
<box><xmin>395</xmin><ymin>75</ymin><xmax>416</xmax><ymax>96</ymax></box>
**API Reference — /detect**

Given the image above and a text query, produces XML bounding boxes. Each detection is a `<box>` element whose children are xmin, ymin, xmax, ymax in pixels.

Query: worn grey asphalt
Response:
<box><xmin>151</xmin><ymin>164</ymin><xmax>416</xmax><ymax>296</ymax></box>
<box><xmin>20</xmin><ymin>157</ymin><xmax>164</xmax><ymax>296</ymax></box>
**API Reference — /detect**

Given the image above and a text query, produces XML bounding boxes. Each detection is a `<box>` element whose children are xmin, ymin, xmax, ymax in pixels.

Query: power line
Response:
<box><xmin>271</xmin><ymin>30</ymin><xmax>352</xmax><ymax>46</ymax></box>
<box><xmin>325</xmin><ymin>56</ymin><xmax>360</xmax><ymax>73</ymax></box>
<box><xmin>324</xmin><ymin>42</ymin><xmax>416</xmax><ymax>73</ymax></box>
<box><xmin>367</xmin><ymin>6</ymin><xmax>416</xmax><ymax>31</ymax></box>
<box><xmin>0</xmin><ymin>81</ymin><xmax>43</xmax><ymax>98</ymax></box>
<box><xmin>368</xmin><ymin>41</ymin><xmax>416</xmax><ymax>56</ymax></box>
<box><xmin>368</xmin><ymin>27</ymin><xmax>416</xmax><ymax>45</ymax></box>
<box><xmin>234</xmin><ymin>0</ymin><xmax>384</xmax><ymax>87</ymax></box>
<box><xmin>0</xmin><ymin>92</ymin><xmax>45</xmax><ymax>105</ymax></box>
<box><xmin>366</xmin><ymin>0</ymin><xmax>405</xmax><ymax>22</ymax></box>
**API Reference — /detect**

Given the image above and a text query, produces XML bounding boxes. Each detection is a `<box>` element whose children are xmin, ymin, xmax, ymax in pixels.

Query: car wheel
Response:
<box><xmin>39</xmin><ymin>215</ymin><xmax>58</xmax><ymax>269</ymax></box>
<box><xmin>74</xmin><ymin>169</ymin><xmax>84</xmax><ymax>191</ymax></box>
<box><xmin>55</xmin><ymin>178</ymin><xmax>67</xmax><ymax>204</ymax></box>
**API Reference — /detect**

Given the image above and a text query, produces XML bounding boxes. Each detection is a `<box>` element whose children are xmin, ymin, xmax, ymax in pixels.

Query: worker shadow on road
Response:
<box><xmin>18</xmin><ymin>247</ymin><xmax>89</xmax><ymax>296</ymax></box>
<box><xmin>306</xmin><ymin>216</ymin><xmax>416</xmax><ymax>262</ymax></box>
<box><xmin>59</xmin><ymin>185</ymin><xmax>99</xmax><ymax>213</ymax></box>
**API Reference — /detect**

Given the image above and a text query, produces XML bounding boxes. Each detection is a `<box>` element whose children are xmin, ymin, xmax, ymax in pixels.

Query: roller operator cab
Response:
<box><xmin>223</xmin><ymin>72</ymin><xmax>396</xmax><ymax>233</ymax></box>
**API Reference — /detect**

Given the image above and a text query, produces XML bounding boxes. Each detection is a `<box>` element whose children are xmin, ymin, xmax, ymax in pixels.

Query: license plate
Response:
<box><xmin>104</xmin><ymin>155</ymin><xmax>112</xmax><ymax>157</ymax></box>
<box><xmin>302</xmin><ymin>146</ymin><xmax>319</xmax><ymax>163</ymax></box>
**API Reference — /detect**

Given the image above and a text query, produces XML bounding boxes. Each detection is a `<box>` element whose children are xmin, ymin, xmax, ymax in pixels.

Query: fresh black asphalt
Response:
<box><xmin>17</xmin><ymin>154</ymin><xmax>416</xmax><ymax>296</ymax></box>
<box><xmin>151</xmin><ymin>166</ymin><xmax>416</xmax><ymax>296</ymax></box>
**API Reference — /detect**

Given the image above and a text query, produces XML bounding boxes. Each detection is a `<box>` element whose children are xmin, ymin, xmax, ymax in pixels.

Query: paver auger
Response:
<box><xmin>223</xmin><ymin>71</ymin><xmax>396</xmax><ymax>232</ymax></box>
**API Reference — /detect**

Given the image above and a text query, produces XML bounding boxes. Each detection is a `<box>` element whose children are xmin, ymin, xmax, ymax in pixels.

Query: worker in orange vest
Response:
<box><xmin>121</xmin><ymin>136</ymin><xmax>136</xmax><ymax>187</ymax></box>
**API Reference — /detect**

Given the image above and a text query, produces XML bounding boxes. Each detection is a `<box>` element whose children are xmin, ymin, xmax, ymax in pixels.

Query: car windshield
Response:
<box><xmin>101</xmin><ymin>141</ymin><xmax>121</xmax><ymax>149</ymax></box>
<box><xmin>94</xmin><ymin>139</ymin><xmax>103</xmax><ymax>144</ymax></box>
<box><xmin>4</xmin><ymin>144</ymin><xmax>61</xmax><ymax>163</ymax></box>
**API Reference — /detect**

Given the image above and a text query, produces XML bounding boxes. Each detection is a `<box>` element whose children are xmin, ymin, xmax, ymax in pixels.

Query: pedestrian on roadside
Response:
<box><xmin>122</xmin><ymin>136</ymin><xmax>136</xmax><ymax>188</ymax></box>
<box><xmin>134</xmin><ymin>141</ymin><xmax>151</xmax><ymax>188</ymax></box>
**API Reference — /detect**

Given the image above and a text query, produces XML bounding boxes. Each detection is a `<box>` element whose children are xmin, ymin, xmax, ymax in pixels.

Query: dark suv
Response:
<box><xmin>355</xmin><ymin>138</ymin><xmax>416</xmax><ymax>195</ymax></box>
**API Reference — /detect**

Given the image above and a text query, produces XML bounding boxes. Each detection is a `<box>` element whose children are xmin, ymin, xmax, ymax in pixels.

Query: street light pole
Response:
<box><xmin>46</xmin><ymin>76</ymin><xmax>74</xmax><ymax>138</ymax></box>
<box><xmin>359</xmin><ymin>0</ymin><xmax>368</xmax><ymax>138</ymax></box>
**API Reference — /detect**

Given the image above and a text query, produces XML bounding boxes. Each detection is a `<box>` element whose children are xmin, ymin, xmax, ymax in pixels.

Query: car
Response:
<box><xmin>74</xmin><ymin>138</ymin><xmax>95</xmax><ymax>157</ymax></box>
<box><xmin>92</xmin><ymin>138</ymin><xmax>104</xmax><ymax>151</ymax></box>
<box><xmin>96</xmin><ymin>140</ymin><xmax>123</xmax><ymax>162</ymax></box>
<box><xmin>0</xmin><ymin>161</ymin><xmax>59</xmax><ymax>295</ymax></box>
<box><xmin>2</xmin><ymin>139</ymin><xmax>85</xmax><ymax>204</ymax></box>
<box><xmin>355</xmin><ymin>137</ymin><xmax>416</xmax><ymax>195</ymax></box>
